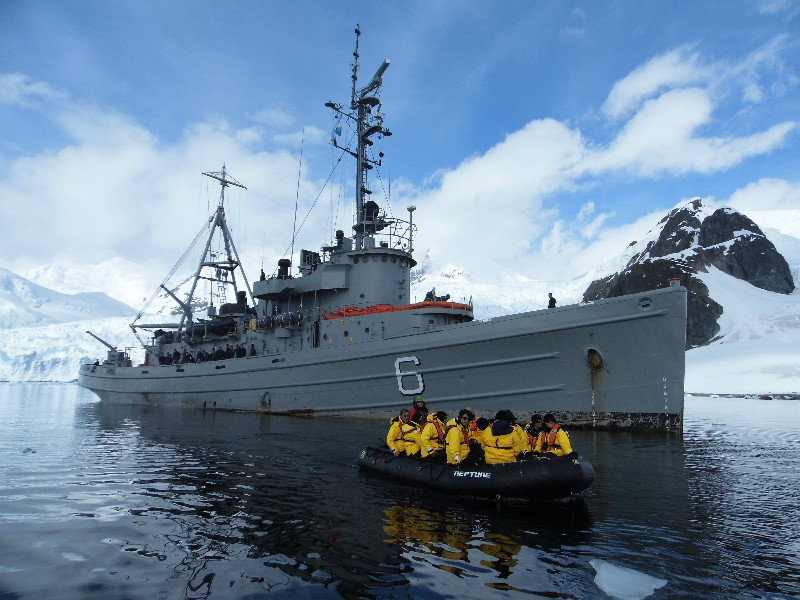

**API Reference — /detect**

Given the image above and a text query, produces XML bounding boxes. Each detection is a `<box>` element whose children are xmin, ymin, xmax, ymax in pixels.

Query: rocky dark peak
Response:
<box><xmin>698</xmin><ymin>208</ymin><xmax>764</xmax><ymax>247</ymax></box>
<box><xmin>644</xmin><ymin>202</ymin><xmax>703</xmax><ymax>259</ymax></box>
<box><xmin>583</xmin><ymin>198</ymin><xmax>794</xmax><ymax>348</ymax></box>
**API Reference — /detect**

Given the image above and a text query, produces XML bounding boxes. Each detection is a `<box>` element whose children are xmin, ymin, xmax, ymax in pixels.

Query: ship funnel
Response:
<box><xmin>278</xmin><ymin>258</ymin><xmax>291</xmax><ymax>279</ymax></box>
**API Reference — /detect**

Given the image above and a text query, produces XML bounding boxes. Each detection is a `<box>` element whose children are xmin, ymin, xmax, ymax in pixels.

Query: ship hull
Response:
<box><xmin>78</xmin><ymin>286</ymin><xmax>686</xmax><ymax>430</ymax></box>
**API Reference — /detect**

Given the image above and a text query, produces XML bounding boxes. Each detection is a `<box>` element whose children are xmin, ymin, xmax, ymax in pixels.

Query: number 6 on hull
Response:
<box><xmin>395</xmin><ymin>356</ymin><xmax>424</xmax><ymax>395</ymax></box>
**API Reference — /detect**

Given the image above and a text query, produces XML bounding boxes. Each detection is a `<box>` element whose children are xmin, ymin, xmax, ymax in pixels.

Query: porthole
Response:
<box><xmin>372</xmin><ymin>256</ymin><xmax>378</xmax><ymax>262</ymax></box>
<box><xmin>381</xmin><ymin>256</ymin><xmax>387</xmax><ymax>262</ymax></box>
<box><xmin>392</xmin><ymin>257</ymin><xmax>397</xmax><ymax>263</ymax></box>
<box><xmin>354</xmin><ymin>257</ymin><xmax>360</xmax><ymax>264</ymax></box>
<box><xmin>343</xmin><ymin>330</ymin><xmax>349</xmax><ymax>337</ymax></box>
<box><xmin>323</xmin><ymin>334</ymin><xmax>328</xmax><ymax>340</ymax></box>
<box><xmin>586</xmin><ymin>348</ymin><xmax>605</xmax><ymax>371</ymax></box>
<box><xmin>365</xmin><ymin>327</ymin><xmax>370</xmax><ymax>334</ymax></box>
<box><xmin>360</xmin><ymin>293</ymin><xmax>365</xmax><ymax>299</ymax></box>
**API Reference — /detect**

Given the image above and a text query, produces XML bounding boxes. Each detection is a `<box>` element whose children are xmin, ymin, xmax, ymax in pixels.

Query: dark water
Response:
<box><xmin>0</xmin><ymin>384</ymin><xmax>797</xmax><ymax>600</ymax></box>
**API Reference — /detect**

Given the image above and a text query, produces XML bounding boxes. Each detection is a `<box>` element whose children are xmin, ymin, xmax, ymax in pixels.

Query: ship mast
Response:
<box><xmin>327</xmin><ymin>25</ymin><xmax>391</xmax><ymax>250</ymax></box>
<box><xmin>175</xmin><ymin>164</ymin><xmax>251</xmax><ymax>339</ymax></box>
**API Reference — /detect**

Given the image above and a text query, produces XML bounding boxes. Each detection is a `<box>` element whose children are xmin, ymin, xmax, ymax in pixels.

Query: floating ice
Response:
<box><xmin>590</xmin><ymin>559</ymin><xmax>667</xmax><ymax>600</ymax></box>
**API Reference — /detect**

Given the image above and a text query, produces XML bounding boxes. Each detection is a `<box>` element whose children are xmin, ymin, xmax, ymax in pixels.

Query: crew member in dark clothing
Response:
<box><xmin>408</xmin><ymin>396</ymin><xmax>428</xmax><ymax>423</ymax></box>
<box><xmin>548</xmin><ymin>293</ymin><xmax>556</xmax><ymax>308</ymax></box>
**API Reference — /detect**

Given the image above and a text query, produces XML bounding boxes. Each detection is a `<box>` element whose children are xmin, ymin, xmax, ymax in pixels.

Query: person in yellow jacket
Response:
<box><xmin>445</xmin><ymin>409</ymin><xmax>475</xmax><ymax>464</ymax></box>
<box><xmin>525</xmin><ymin>414</ymin><xmax>544</xmax><ymax>448</ymax></box>
<box><xmin>504</xmin><ymin>410</ymin><xmax>531</xmax><ymax>455</ymax></box>
<box><xmin>473</xmin><ymin>417</ymin><xmax>490</xmax><ymax>449</ymax></box>
<box><xmin>420</xmin><ymin>411</ymin><xmax>447</xmax><ymax>458</ymax></box>
<box><xmin>387</xmin><ymin>408</ymin><xmax>421</xmax><ymax>456</ymax></box>
<box><xmin>482</xmin><ymin>410</ymin><xmax>527</xmax><ymax>464</ymax></box>
<box><xmin>534</xmin><ymin>413</ymin><xmax>574</xmax><ymax>457</ymax></box>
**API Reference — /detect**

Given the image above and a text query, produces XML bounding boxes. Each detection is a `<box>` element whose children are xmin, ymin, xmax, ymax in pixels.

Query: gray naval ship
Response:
<box><xmin>79</xmin><ymin>28</ymin><xmax>687</xmax><ymax>431</ymax></box>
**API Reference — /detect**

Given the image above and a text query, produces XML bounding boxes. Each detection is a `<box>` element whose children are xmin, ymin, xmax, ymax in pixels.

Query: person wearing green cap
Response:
<box><xmin>408</xmin><ymin>395</ymin><xmax>428</xmax><ymax>423</ymax></box>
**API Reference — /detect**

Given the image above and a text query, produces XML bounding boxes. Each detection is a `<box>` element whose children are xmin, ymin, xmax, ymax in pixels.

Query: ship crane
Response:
<box><xmin>126</xmin><ymin>164</ymin><xmax>255</xmax><ymax>348</ymax></box>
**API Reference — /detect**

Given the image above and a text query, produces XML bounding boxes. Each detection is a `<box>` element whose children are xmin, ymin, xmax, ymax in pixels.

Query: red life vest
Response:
<box><xmin>432</xmin><ymin>419</ymin><xmax>445</xmax><ymax>441</ymax></box>
<box><xmin>544</xmin><ymin>425</ymin><xmax>562</xmax><ymax>450</ymax></box>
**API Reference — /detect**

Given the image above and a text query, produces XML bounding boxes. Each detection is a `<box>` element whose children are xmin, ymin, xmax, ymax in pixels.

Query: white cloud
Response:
<box><xmin>406</xmin><ymin>118</ymin><xmax>586</xmax><ymax>273</ymax></box>
<box><xmin>251</xmin><ymin>107</ymin><xmax>295</xmax><ymax>128</ymax></box>
<box><xmin>0</xmin><ymin>72</ymin><xmax>65</xmax><ymax>107</ymax></box>
<box><xmin>755</xmin><ymin>0</ymin><xmax>797</xmax><ymax>14</ymax></box>
<box><xmin>0</xmin><ymin>77</ymin><xmax>337</xmax><ymax>296</ymax></box>
<box><xmin>405</xmin><ymin>73</ymin><xmax>795</xmax><ymax>279</ymax></box>
<box><xmin>602</xmin><ymin>36</ymin><xmax>797</xmax><ymax>120</ymax></box>
<box><xmin>272</xmin><ymin>126</ymin><xmax>327</xmax><ymax>147</ymax></box>
<box><xmin>602</xmin><ymin>46</ymin><xmax>710</xmax><ymax>120</ymax></box>
<box><xmin>727</xmin><ymin>177</ymin><xmax>800</xmax><ymax>211</ymax></box>
<box><xmin>592</xmin><ymin>87</ymin><xmax>796</xmax><ymax>176</ymax></box>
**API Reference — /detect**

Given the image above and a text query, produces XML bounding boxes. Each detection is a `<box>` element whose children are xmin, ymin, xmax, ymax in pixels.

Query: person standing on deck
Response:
<box><xmin>548</xmin><ymin>293</ymin><xmax>557</xmax><ymax>308</ymax></box>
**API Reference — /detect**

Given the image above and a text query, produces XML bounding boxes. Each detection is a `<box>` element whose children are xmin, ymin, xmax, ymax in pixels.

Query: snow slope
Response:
<box><xmin>684</xmin><ymin>267</ymin><xmax>800</xmax><ymax>395</ymax></box>
<box><xmin>24</xmin><ymin>257</ymin><xmax>156</xmax><ymax>310</ymax></box>
<box><xmin>0</xmin><ymin>267</ymin><xmax>135</xmax><ymax>328</ymax></box>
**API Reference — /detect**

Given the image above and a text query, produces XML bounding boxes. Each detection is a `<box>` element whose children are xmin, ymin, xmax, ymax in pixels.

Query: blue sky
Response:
<box><xmin>1</xmin><ymin>1</ymin><xmax>799</xmax><ymax>302</ymax></box>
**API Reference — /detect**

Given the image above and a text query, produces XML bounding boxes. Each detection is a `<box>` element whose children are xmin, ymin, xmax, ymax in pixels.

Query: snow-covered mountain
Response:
<box><xmin>24</xmin><ymin>257</ymin><xmax>156</xmax><ymax>310</ymax></box>
<box><xmin>0</xmin><ymin>267</ymin><xmax>136</xmax><ymax>328</ymax></box>
<box><xmin>583</xmin><ymin>198</ymin><xmax>795</xmax><ymax>347</ymax></box>
<box><xmin>1</xmin><ymin>198</ymin><xmax>798</xmax><ymax>394</ymax></box>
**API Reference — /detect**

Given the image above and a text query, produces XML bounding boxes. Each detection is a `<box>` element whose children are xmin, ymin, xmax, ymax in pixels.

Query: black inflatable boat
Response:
<box><xmin>357</xmin><ymin>446</ymin><xmax>594</xmax><ymax>500</ymax></box>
